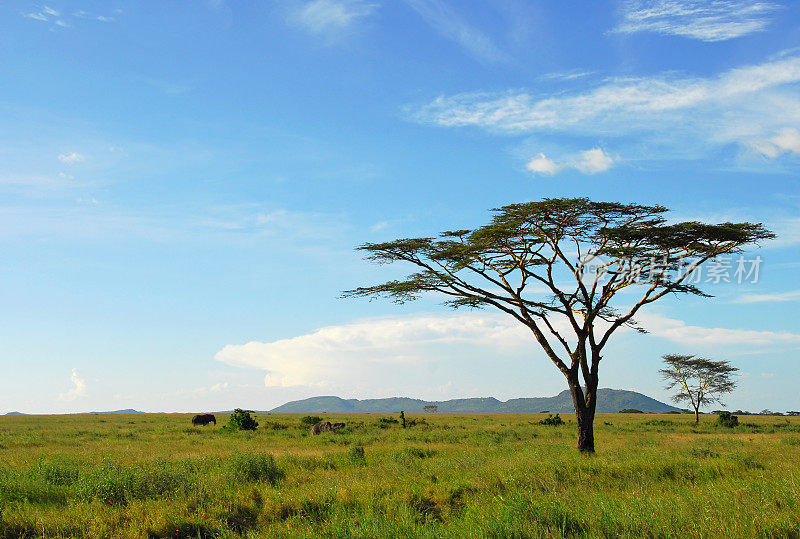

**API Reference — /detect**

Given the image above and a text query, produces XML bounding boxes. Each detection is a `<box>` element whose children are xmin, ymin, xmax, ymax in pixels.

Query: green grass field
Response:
<box><xmin>1</xmin><ymin>412</ymin><xmax>798</xmax><ymax>537</ymax></box>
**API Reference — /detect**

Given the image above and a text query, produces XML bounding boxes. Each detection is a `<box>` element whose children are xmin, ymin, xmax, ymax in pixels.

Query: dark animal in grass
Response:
<box><xmin>192</xmin><ymin>414</ymin><xmax>216</xmax><ymax>426</ymax></box>
<box><xmin>311</xmin><ymin>421</ymin><xmax>332</xmax><ymax>435</ymax></box>
<box><xmin>332</xmin><ymin>422</ymin><xmax>346</xmax><ymax>431</ymax></box>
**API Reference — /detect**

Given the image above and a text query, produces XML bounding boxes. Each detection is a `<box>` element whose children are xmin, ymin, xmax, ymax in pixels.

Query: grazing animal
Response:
<box><xmin>331</xmin><ymin>422</ymin><xmax>346</xmax><ymax>431</ymax></box>
<box><xmin>311</xmin><ymin>421</ymin><xmax>333</xmax><ymax>435</ymax></box>
<box><xmin>192</xmin><ymin>414</ymin><xmax>216</xmax><ymax>426</ymax></box>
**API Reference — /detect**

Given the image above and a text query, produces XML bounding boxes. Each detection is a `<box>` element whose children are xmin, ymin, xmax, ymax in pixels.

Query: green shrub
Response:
<box><xmin>300</xmin><ymin>416</ymin><xmax>323</xmax><ymax>426</ymax></box>
<box><xmin>717</xmin><ymin>411</ymin><xmax>739</xmax><ymax>428</ymax></box>
<box><xmin>619</xmin><ymin>409</ymin><xmax>644</xmax><ymax>413</ymax></box>
<box><xmin>227</xmin><ymin>409</ymin><xmax>258</xmax><ymax>431</ymax></box>
<box><xmin>539</xmin><ymin>414</ymin><xmax>565</xmax><ymax>426</ymax></box>
<box><xmin>227</xmin><ymin>453</ymin><xmax>284</xmax><ymax>485</ymax></box>
<box><xmin>348</xmin><ymin>444</ymin><xmax>366</xmax><ymax>464</ymax></box>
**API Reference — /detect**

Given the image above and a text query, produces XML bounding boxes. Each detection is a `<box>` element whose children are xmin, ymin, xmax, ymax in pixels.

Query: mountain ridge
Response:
<box><xmin>270</xmin><ymin>388</ymin><xmax>680</xmax><ymax>414</ymax></box>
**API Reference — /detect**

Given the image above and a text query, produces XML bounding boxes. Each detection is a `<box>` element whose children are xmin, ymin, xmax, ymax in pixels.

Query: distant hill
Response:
<box><xmin>5</xmin><ymin>411</ymin><xmax>25</xmax><ymax>415</ymax></box>
<box><xmin>84</xmin><ymin>409</ymin><xmax>145</xmax><ymax>415</ymax></box>
<box><xmin>270</xmin><ymin>389</ymin><xmax>680</xmax><ymax>414</ymax></box>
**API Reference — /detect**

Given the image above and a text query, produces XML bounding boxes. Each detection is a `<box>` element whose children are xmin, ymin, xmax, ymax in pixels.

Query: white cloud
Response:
<box><xmin>404</xmin><ymin>0</ymin><xmax>508</xmax><ymax>64</ymax></box>
<box><xmin>215</xmin><ymin>313</ymin><xmax>535</xmax><ymax>388</ymax></box>
<box><xmin>750</xmin><ymin>127</ymin><xmax>800</xmax><ymax>158</ymax></box>
<box><xmin>58</xmin><ymin>369</ymin><xmax>87</xmax><ymax>401</ymax></box>
<box><xmin>412</xmin><ymin>53</ymin><xmax>800</xmax><ymax>162</ymax></box>
<box><xmin>216</xmin><ymin>310</ymin><xmax>797</xmax><ymax>390</ymax></box>
<box><xmin>43</xmin><ymin>6</ymin><xmax>59</xmax><ymax>17</ymax></box>
<box><xmin>573</xmin><ymin>148</ymin><xmax>615</xmax><ymax>174</ymax></box>
<box><xmin>615</xmin><ymin>0</ymin><xmax>780</xmax><ymax>42</ymax></box>
<box><xmin>526</xmin><ymin>148</ymin><xmax>615</xmax><ymax>176</ymax></box>
<box><xmin>735</xmin><ymin>289</ymin><xmax>800</xmax><ymax>303</ymax></box>
<box><xmin>24</xmin><ymin>12</ymin><xmax>48</xmax><ymax>21</ymax></box>
<box><xmin>526</xmin><ymin>153</ymin><xmax>561</xmax><ymax>175</ymax></box>
<box><xmin>415</xmin><ymin>54</ymin><xmax>800</xmax><ymax>133</ymax></box>
<box><xmin>58</xmin><ymin>152</ymin><xmax>85</xmax><ymax>164</ymax></box>
<box><xmin>638</xmin><ymin>312</ymin><xmax>800</xmax><ymax>346</ymax></box>
<box><xmin>288</xmin><ymin>0</ymin><xmax>377</xmax><ymax>38</ymax></box>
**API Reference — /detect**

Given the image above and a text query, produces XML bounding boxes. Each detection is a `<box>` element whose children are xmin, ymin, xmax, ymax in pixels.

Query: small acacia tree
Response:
<box><xmin>659</xmin><ymin>354</ymin><xmax>738</xmax><ymax>424</ymax></box>
<box><xmin>344</xmin><ymin>198</ymin><xmax>772</xmax><ymax>452</ymax></box>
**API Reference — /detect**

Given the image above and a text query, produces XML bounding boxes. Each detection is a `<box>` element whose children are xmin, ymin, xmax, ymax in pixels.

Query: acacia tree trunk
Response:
<box><xmin>568</xmin><ymin>372</ymin><xmax>597</xmax><ymax>453</ymax></box>
<box><xmin>694</xmin><ymin>406</ymin><xmax>700</xmax><ymax>424</ymax></box>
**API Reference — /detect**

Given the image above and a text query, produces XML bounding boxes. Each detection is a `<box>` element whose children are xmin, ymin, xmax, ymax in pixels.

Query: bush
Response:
<box><xmin>300</xmin><ymin>416</ymin><xmax>323</xmax><ymax>426</ymax></box>
<box><xmin>717</xmin><ymin>411</ymin><xmax>739</xmax><ymax>428</ymax></box>
<box><xmin>348</xmin><ymin>444</ymin><xmax>366</xmax><ymax>464</ymax></box>
<box><xmin>228</xmin><ymin>453</ymin><xmax>284</xmax><ymax>485</ymax></box>
<box><xmin>540</xmin><ymin>414</ymin><xmax>565</xmax><ymax>426</ymax></box>
<box><xmin>619</xmin><ymin>409</ymin><xmax>644</xmax><ymax>413</ymax></box>
<box><xmin>227</xmin><ymin>409</ymin><xmax>258</xmax><ymax>431</ymax></box>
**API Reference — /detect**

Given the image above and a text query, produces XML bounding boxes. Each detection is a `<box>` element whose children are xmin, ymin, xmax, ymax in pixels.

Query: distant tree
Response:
<box><xmin>345</xmin><ymin>198</ymin><xmax>771</xmax><ymax>452</ymax></box>
<box><xmin>659</xmin><ymin>354</ymin><xmax>738</xmax><ymax>424</ymax></box>
<box><xmin>619</xmin><ymin>409</ymin><xmax>643</xmax><ymax>414</ymax></box>
<box><xmin>423</xmin><ymin>405</ymin><xmax>438</xmax><ymax>413</ymax></box>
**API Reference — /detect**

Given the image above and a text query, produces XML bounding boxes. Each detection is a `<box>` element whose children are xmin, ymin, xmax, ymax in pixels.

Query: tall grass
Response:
<box><xmin>0</xmin><ymin>412</ymin><xmax>797</xmax><ymax>536</ymax></box>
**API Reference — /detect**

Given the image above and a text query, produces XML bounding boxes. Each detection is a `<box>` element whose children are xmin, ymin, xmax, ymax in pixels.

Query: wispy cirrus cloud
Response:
<box><xmin>404</xmin><ymin>0</ymin><xmax>509</xmax><ymax>64</ymax></box>
<box><xmin>749</xmin><ymin>127</ymin><xmax>800</xmax><ymax>158</ymax></box>
<box><xmin>287</xmin><ymin>0</ymin><xmax>378</xmax><ymax>40</ymax></box>
<box><xmin>614</xmin><ymin>0</ymin><xmax>780</xmax><ymax>42</ymax></box>
<box><xmin>734</xmin><ymin>289</ymin><xmax>800</xmax><ymax>303</ymax></box>
<box><xmin>23</xmin><ymin>6</ymin><xmax>118</xmax><ymax>27</ymax></box>
<box><xmin>411</xmin><ymin>53</ymin><xmax>800</xmax><ymax>163</ymax></box>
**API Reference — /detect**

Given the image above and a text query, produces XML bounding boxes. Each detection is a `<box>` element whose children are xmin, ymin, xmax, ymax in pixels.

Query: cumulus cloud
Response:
<box><xmin>215</xmin><ymin>313</ymin><xmax>536</xmax><ymax>388</ymax></box>
<box><xmin>614</xmin><ymin>0</ymin><xmax>780</xmax><ymax>42</ymax></box>
<box><xmin>526</xmin><ymin>153</ymin><xmax>561</xmax><ymax>175</ymax></box>
<box><xmin>216</xmin><ymin>311</ymin><xmax>796</xmax><ymax>390</ymax></box>
<box><xmin>288</xmin><ymin>0</ymin><xmax>377</xmax><ymax>38</ymax></box>
<box><xmin>573</xmin><ymin>148</ymin><xmax>615</xmax><ymax>174</ymax></box>
<box><xmin>58</xmin><ymin>152</ymin><xmax>85</xmax><ymax>164</ymax></box>
<box><xmin>526</xmin><ymin>148</ymin><xmax>615</xmax><ymax>176</ymax></box>
<box><xmin>58</xmin><ymin>369</ymin><xmax>87</xmax><ymax>401</ymax></box>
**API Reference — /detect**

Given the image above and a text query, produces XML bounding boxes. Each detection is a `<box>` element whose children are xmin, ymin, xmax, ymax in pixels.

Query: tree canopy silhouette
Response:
<box><xmin>344</xmin><ymin>198</ymin><xmax>773</xmax><ymax>452</ymax></box>
<box><xmin>660</xmin><ymin>354</ymin><xmax>739</xmax><ymax>423</ymax></box>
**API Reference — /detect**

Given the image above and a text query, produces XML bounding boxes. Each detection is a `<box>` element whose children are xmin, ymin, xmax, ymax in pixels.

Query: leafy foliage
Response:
<box><xmin>660</xmin><ymin>355</ymin><xmax>738</xmax><ymax>422</ymax></box>
<box><xmin>226</xmin><ymin>409</ymin><xmax>259</xmax><ymax>431</ymax></box>
<box><xmin>300</xmin><ymin>415</ymin><xmax>323</xmax><ymax>426</ymax></box>
<box><xmin>344</xmin><ymin>198</ymin><xmax>771</xmax><ymax>451</ymax></box>
<box><xmin>540</xmin><ymin>414</ymin><xmax>566</xmax><ymax>426</ymax></box>
<box><xmin>717</xmin><ymin>412</ymin><xmax>740</xmax><ymax>428</ymax></box>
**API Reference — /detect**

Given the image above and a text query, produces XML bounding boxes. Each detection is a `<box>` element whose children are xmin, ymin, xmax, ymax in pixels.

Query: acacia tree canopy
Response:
<box><xmin>660</xmin><ymin>354</ymin><xmax>739</xmax><ymax>423</ymax></box>
<box><xmin>344</xmin><ymin>198</ymin><xmax>773</xmax><ymax>452</ymax></box>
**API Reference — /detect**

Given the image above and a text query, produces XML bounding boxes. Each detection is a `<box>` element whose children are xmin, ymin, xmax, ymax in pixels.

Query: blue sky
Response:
<box><xmin>1</xmin><ymin>0</ymin><xmax>798</xmax><ymax>414</ymax></box>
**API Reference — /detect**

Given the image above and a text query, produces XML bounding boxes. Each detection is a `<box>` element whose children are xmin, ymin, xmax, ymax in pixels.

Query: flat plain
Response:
<box><xmin>0</xmin><ymin>412</ymin><xmax>798</xmax><ymax>537</ymax></box>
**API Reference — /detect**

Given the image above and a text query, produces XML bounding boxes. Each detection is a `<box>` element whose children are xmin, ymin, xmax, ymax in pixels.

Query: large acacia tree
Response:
<box><xmin>344</xmin><ymin>198</ymin><xmax>773</xmax><ymax>452</ymax></box>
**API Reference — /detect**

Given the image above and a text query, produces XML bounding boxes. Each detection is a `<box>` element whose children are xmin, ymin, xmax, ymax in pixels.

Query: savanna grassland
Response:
<box><xmin>0</xmin><ymin>412</ymin><xmax>799</xmax><ymax>538</ymax></box>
